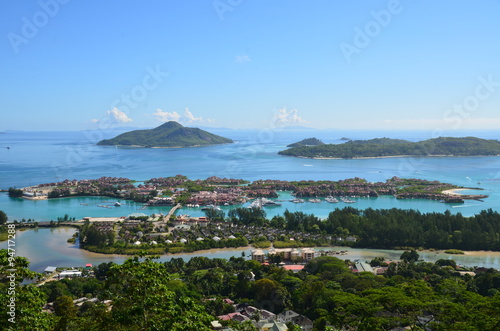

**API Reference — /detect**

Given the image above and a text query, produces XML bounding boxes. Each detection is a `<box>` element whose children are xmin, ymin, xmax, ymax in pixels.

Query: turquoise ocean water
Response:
<box><xmin>1</xmin><ymin>129</ymin><xmax>500</xmax><ymax>270</ymax></box>
<box><xmin>1</xmin><ymin>129</ymin><xmax>499</xmax><ymax>220</ymax></box>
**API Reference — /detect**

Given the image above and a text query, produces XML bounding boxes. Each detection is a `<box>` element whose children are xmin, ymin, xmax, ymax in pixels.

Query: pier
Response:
<box><xmin>154</xmin><ymin>203</ymin><xmax>182</xmax><ymax>230</ymax></box>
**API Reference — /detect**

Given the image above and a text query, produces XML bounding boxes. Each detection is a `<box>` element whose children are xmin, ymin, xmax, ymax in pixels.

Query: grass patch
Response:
<box><xmin>252</xmin><ymin>241</ymin><xmax>271</xmax><ymax>249</ymax></box>
<box><xmin>0</xmin><ymin>232</ymin><xmax>8</xmax><ymax>242</ymax></box>
<box><xmin>444</xmin><ymin>249</ymin><xmax>465</xmax><ymax>255</ymax></box>
<box><xmin>273</xmin><ymin>240</ymin><xmax>306</xmax><ymax>248</ymax></box>
<box><xmin>83</xmin><ymin>245</ymin><xmax>166</xmax><ymax>255</ymax></box>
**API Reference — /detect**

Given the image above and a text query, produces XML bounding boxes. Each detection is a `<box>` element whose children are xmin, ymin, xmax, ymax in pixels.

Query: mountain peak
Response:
<box><xmin>97</xmin><ymin>122</ymin><xmax>233</xmax><ymax>148</ymax></box>
<box><xmin>154</xmin><ymin>121</ymin><xmax>184</xmax><ymax>131</ymax></box>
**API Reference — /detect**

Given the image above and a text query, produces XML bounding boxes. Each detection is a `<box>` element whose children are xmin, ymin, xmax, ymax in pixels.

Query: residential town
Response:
<box><xmin>12</xmin><ymin>175</ymin><xmax>486</xmax><ymax>206</ymax></box>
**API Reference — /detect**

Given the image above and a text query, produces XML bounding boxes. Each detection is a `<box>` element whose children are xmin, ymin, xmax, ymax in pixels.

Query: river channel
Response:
<box><xmin>3</xmin><ymin>227</ymin><xmax>500</xmax><ymax>273</ymax></box>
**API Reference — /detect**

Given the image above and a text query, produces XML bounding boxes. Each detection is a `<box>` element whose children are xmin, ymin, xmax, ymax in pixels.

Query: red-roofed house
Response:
<box><xmin>282</xmin><ymin>265</ymin><xmax>305</xmax><ymax>272</ymax></box>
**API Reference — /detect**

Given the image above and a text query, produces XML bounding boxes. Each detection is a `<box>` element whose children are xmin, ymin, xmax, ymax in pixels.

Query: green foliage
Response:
<box><xmin>272</xmin><ymin>240</ymin><xmax>306</xmax><ymax>248</ymax></box>
<box><xmin>323</xmin><ymin>207</ymin><xmax>500</xmax><ymax>251</ymax></box>
<box><xmin>106</xmin><ymin>257</ymin><xmax>214</xmax><ymax>330</ymax></box>
<box><xmin>79</xmin><ymin>220</ymin><xmax>115</xmax><ymax>248</ymax></box>
<box><xmin>435</xmin><ymin>259</ymin><xmax>457</xmax><ymax>268</ymax></box>
<box><xmin>287</xmin><ymin>137</ymin><xmax>324</xmax><ymax>147</ymax></box>
<box><xmin>8</xmin><ymin>187</ymin><xmax>23</xmax><ymax>198</ymax></box>
<box><xmin>304</xmin><ymin>256</ymin><xmax>350</xmax><ymax>277</ymax></box>
<box><xmin>0</xmin><ymin>249</ymin><xmax>55</xmax><ymax>329</ymax></box>
<box><xmin>279</xmin><ymin>136</ymin><xmax>500</xmax><ymax>158</ymax></box>
<box><xmin>252</xmin><ymin>241</ymin><xmax>271</xmax><ymax>248</ymax></box>
<box><xmin>97</xmin><ymin>121</ymin><xmax>233</xmax><ymax>148</ymax></box>
<box><xmin>229</xmin><ymin>207</ymin><xmax>267</xmax><ymax>226</ymax></box>
<box><xmin>204</xmin><ymin>207</ymin><xmax>225</xmax><ymax>221</ymax></box>
<box><xmin>48</xmin><ymin>187</ymin><xmax>71</xmax><ymax>198</ymax></box>
<box><xmin>400</xmin><ymin>250</ymin><xmax>420</xmax><ymax>263</ymax></box>
<box><xmin>54</xmin><ymin>295</ymin><xmax>78</xmax><ymax>330</ymax></box>
<box><xmin>369</xmin><ymin>256</ymin><xmax>387</xmax><ymax>267</ymax></box>
<box><xmin>0</xmin><ymin>210</ymin><xmax>7</xmax><ymax>225</ymax></box>
<box><xmin>444</xmin><ymin>249</ymin><xmax>465</xmax><ymax>255</ymax></box>
<box><xmin>252</xmin><ymin>278</ymin><xmax>290</xmax><ymax>312</ymax></box>
<box><xmin>5</xmin><ymin>250</ymin><xmax>500</xmax><ymax>329</ymax></box>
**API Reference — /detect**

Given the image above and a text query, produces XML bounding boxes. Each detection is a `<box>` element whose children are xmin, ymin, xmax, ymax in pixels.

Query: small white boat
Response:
<box><xmin>325</xmin><ymin>196</ymin><xmax>339</xmax><ymax>203</ymax></box>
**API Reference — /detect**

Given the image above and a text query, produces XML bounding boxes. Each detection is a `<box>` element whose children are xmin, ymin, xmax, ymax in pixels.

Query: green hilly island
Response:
<box><xmin>286</xmin><ymin>137</ymin><xmax>325</xmax><ymax>148</ymax></box>
<box><xmin>278</xmin><ymin>137</ymin><xmax>500</xmax><ymax>159</ymax></box>
<box><xmin>97</xmin><ymin>121</ymin><xmax>233</xmax><ymax>148</ymax></box>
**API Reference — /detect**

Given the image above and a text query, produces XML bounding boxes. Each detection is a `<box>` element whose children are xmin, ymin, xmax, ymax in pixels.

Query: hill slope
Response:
<box><xmin>287</xmin><ymin>137</ymin><xmax>325</xmax><ymax>148</ymax></box>
<box><xmin>278</xmin><ymin>137</ymin><xmax>500</xmax><ymax>159</ymax></box>
<box><xmin>97</xmin><ymin>122</ymin><xmax>233</xmax><ymax>148</ymax></box>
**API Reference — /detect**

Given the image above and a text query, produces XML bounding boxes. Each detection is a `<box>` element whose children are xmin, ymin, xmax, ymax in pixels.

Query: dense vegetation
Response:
<box><xmin>76</xmin><ymin>206</ymin><xmax>500</xmax><ymax>256</ymax></box>
<box><xmin>97</xmin><ymin>121</ymin><xmax>233</xmax><ymax>148</ymax></box>
<box><xmin>0</xmin><ymin>211</ymin><xmax>8</xmax><ymax>241</ymax></box>
<box><xmin>287</xmin><ymin>137</ymin><xmax>324</xmax><ymax>148</ymax></box>
<box><xmin>77</xmin><ymin>216</ymin><xmax>251</xmax><ymax>255</ymax></box>
<box><xmin>278</xmin><ymin>136</ymin><xmax>500</xmax><ymax>158</ymax></box>
<box><xmin>212</xmin><ymin>207</ymin><xmax>500</xmax><ymax>252</ymax></box>
<box><xmin>0</xmin><ymin>210</ymin><xmax>6</xmax><ymax>225</ymax></box>
<box><xmin>7</xmin><ymin>187</ymin><xmax>23</xmax><ymax>198</ymax></box>
<box><xmin>322</xmin><ymin>207</ymin><xmax>500</xmax><ymax>251</ymax></box>
<box><xmin>2</xmin><ymin>249</ymin><xmax>500</xmax><ymax>330</ymax></box>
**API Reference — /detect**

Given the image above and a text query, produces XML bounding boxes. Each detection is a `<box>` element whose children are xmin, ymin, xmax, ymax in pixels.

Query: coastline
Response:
<box><xmin>420</xmin><ymin>249</ymin><xmax>500</xmax><ymax>258</ymax></box>
<box><xmin>293</xmin><ymin>154</ymin><xmax>500</xmax><ymax>160</ymax></box>
<box><xmin>79</xmin><ymin>242</ymin><xmax>500</xmax><ymax>259</ymax></box>
<box><xmin>22</xmin><ymin>196</ymin><xmax>48</xmax><ymax>201</ymax></box>
<box><xmin>442</xmin><ymin>188</ymin><xmax>471</xmax><ymax>195</ymax></box>
<box><xmin>98</xmin><ymin>142</ymin><xmax>234</xmax><ymax>149</ymax></box>
<box><xmin>6</xmin><ymin>226</ymin><xmax>500</xmax><ymax>270</ymax></box>
<box><xmin>80</xmin><ymin>244</ymin><xmax>254</xmax><ymax>256</ymax></box>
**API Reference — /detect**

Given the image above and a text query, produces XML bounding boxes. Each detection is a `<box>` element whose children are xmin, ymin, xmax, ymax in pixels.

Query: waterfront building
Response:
<box><xmin>251</xmin><ymin>249</ymin><xmax>266</xmax><ymax>262</ymax></box>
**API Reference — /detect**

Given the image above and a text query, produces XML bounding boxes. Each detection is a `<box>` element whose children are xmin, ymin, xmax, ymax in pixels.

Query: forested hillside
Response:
<box><xmin>2</xmin><ymin>249</ymin><xmax>500</xmax><ymax>330</ymax></box>
<box><xmin>279</xmin><ymin>137</ymin><xmax>500</xmax><ymax>158</ymax></box>
<box><xmin>97</xmin><ymin>121</ymin><xmax>233</xmax><ymax>148</ymax></box>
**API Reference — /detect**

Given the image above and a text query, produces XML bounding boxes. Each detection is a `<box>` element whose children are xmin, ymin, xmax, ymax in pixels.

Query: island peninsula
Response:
<box><xmin>279</xmin><ymin>137</ymin><xmax>500</xmax><ymax>159</ymax></box>
<box><xmin>12</xmin><ymin>175</ymin><xmax>487</xmax><ymax>205</ymax></box>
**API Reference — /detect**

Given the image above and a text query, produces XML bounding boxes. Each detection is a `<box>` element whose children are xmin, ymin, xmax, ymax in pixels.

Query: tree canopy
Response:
<box><xmin>279</xmin><ymin>136</ymin><xmax>500</xmax><ymax>158</ymax></box>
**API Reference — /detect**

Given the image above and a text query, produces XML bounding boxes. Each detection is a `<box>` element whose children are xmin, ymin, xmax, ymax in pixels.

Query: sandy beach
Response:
<box><xmin>419</xmin><ymin>249</ymin><xmax>500</xmax><ymax>258</ymax></box>
<box><xmin>441</xmin><ymin>188</ymin><xmax>470</xmax><ymax>195</ymax></box>
<box><xmin>462</xmin><ymin>250</ymin><xmax>500</xmax><ymax>257</ymax></box>
<box><xmin>22</xmin><ymin>196</ymin><xmax>48</xmax><ymax>201</ymax></box>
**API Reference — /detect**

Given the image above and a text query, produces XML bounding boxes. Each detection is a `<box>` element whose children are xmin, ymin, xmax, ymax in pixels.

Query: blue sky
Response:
<box><xmin>1</xmin><ymin>0</ymin><xmax>500</xmax><ymax>131</ymax></box>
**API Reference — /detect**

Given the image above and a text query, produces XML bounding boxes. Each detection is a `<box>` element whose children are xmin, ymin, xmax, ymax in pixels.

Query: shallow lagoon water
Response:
<box><xmin>3</xmin><ymin>227</ymin><xmax>500</xmax><ymax>273</ymax></box>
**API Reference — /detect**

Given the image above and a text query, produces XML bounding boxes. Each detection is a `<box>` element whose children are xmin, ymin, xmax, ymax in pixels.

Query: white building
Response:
<box><xmin>251</xmin><ymin>249</ymin><xmax>266</xmax><ymax>263</ymax></box>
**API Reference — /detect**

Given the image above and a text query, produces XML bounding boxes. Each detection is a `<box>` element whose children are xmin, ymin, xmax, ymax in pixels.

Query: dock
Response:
<box><xmin>153</xmin><ymin>203</ymin><xmax>182</xmax><ymax>229</ymax></box>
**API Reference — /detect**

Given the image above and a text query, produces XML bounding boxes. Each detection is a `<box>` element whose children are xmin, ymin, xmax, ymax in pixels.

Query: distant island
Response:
<box><xmin>97</xmin><ymin>121</ymin><xmax>233</xmax><ymax>148</ymax></box>
<box><xmin>278</xmin><ymin>137</ymin><xmax>500</xmax><ymax>159</ymax></box>
<box><xmin>286</xmin><ymin>137</ymin><xmax>324</xmax><ymax>148</ymax></box>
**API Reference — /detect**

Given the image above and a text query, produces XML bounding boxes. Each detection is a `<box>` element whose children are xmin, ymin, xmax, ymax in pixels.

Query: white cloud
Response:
<box><xmin>235</xmin><ymin>54</ymin><xmax>251</xmax><ymax>63</ymax></box>
<box><xmin>152</xmin><ymin>108</ymin><xmax>213</xmax><ymax>125</ymax></box>
<box><xmin>272</xmin><ymin>108</ymin><xmax>308</xmax><ymax>126</ymax></box>
<box><xmin>153</xmin><ymin>109</ymin><xmax>181</xmax><ymax>122</ymax></box>
<box><xmin>184</xmin><ymin>108</ymin><xmax>203</xmax><ymax>123</ymax></box>
<box><xmin>106</xmin><ymin>107</ymin><xmax>132</xmax><ymax>124</ymax></box>
<box><xmin>91</xmin><ymin>107</ymin><xmax>132</xmax><ymax>126</ymax></box>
